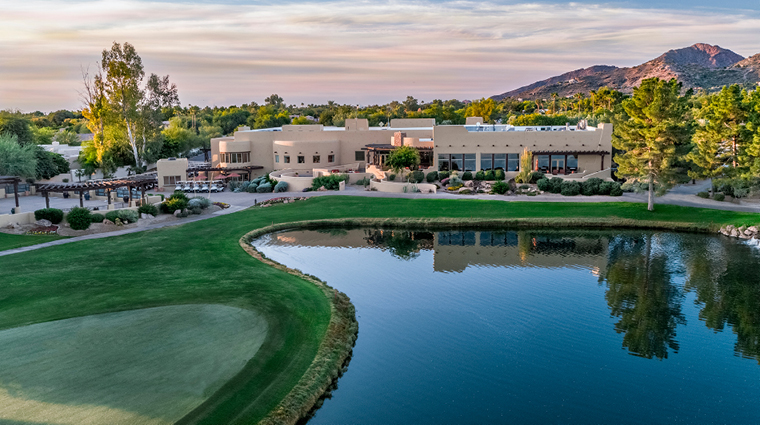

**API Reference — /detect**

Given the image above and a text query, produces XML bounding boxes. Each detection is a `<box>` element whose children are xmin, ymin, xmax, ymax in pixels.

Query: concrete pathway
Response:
<box><xmin>3</xmin><ymin>181</ymin><xmax>759</xmax><ymax>257</ymax></box>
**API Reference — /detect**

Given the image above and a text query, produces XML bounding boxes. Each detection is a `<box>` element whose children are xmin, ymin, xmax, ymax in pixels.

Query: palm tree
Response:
<box><xmin>551</xmin><ymin>93</ymin><xmax>559</xmax><ymax>114</ymax></box>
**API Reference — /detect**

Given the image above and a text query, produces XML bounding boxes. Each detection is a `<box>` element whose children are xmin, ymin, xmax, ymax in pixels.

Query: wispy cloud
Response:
<box><xmin>1</xmin><ymin>0</ymin><xmax>759</xmax><ymax>111</ymax></box>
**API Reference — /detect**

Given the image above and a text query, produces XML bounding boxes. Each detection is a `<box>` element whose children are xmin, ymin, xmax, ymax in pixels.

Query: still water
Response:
<box><xmin>254</xmin><ymin>228</ymin><xmax>760</xmax><ymax>424</ymax></box>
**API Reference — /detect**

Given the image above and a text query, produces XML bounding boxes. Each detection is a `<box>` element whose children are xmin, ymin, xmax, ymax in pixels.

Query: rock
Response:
<box><xmin>147</xmin><ymin>214</ymin><xmax>155</xmax><ymax>219</ymax></box>
<box><xmin>731</xmin><ymin>229</ymin><xmax>740</xmax><ymax>237</ymax></box>
<box><xmin>35</xmin><ymin>219</ymin><xmax>52</xmax><ymax>227</ymax></box>
<box><xmin>102</xmin><ymin>219</ymin><xmax>114</xmax><ymax>225</ymax></box>
<box><xmin>458</xmin><ymin>187</ymin><xmax>470</xmax><ymax>193</ymax></box>
<box><xmin>173</xmin><ymin>210</ymin><xmax>181</xmax><ymax>217</ymax></box>
<box><xmin>748</xmin><ymin>226</ymin><xmax>758</xmax><ymax>234</ymax></box>
<box><xmin>739</xmin><ymin>226</ymin><xmax>747</xmax><ymax>233</ymax></box>
<box><xmin>318</xmin><ymin>186</ymin><xmax>327</xmax><ymax>191</ymax></box>
<box><xmin>465</xmin><ymin>180</ymin><xmax>474</xmax><ymax>188</ymax></box>
<box><xmin>740</xmin><ymin>233</ymin><xmax>751</xmax><ymax>239</ymax></box>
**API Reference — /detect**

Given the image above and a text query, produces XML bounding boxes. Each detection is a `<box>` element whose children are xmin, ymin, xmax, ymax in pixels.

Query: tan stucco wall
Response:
<box><xmin>156</xmin><ymin>158</ymin><xmax>188</xmax><ymax>190</ymax></box>
<box><xmin>390</xmin><ymin>118</ymin><xmax>435</xmax><ymax>128</ymax></box>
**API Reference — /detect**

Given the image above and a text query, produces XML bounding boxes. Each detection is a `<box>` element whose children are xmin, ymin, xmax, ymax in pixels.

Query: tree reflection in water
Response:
<box><xmin>363</xmin><ymin>229</ymin><xmax>434</xmax><ymax>260</ymax></box>
<box><xmin>600</xmin><ymin>235</ymin><xmax>686</xmax><ymax>360</ymax></box>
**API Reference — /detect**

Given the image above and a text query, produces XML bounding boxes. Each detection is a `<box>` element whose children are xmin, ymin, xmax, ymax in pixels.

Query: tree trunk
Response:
<box><xmin>126</xmin><ymin>120</ymin><xmax>140</xmax><ymax>167</ymax></box>
<box><xmin>648</xmin><ymin>174</ymin><xmax>654</xmax><ymax>212</ymax></box>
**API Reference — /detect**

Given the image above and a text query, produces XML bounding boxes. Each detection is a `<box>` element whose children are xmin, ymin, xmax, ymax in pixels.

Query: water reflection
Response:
<box><xmin>260</xmin><ymin>228</ymin><xmax>760</xmax><ymax>362</ymax></box>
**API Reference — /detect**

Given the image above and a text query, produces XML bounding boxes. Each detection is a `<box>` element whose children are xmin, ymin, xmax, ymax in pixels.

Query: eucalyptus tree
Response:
<box><xmin>613</xmin><ymin>78</ymin><xmax>692</xmax><ymax>211</ymax></box>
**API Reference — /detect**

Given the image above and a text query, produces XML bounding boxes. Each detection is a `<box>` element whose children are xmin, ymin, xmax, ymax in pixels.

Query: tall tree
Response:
<box><xmin>613</xmin><ymin>78</ymin><xmax>692</xmax><ymax>211</ymax></box>
<box><xmin>687</xmin><ymin>85</ymin><xmax>752</xmax><ymax>187</ymax></box>
<box><xmin>465</xmin><ymin>98</ymin><xmax>496</xmax><ymax>123</ymax></box>
<box><xmin>0</xmin><ymin>134</ymin><xmax>37</xmax><ymax>178</ymax></box>
<box><xmin>0</xmin><ymin>112</ymin><xmax>33</xmax><ymax>146</ymax></box>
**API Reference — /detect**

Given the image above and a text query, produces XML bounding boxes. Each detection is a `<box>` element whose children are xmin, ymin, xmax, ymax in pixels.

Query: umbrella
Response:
<box><xmin>193</xmin><ymin>175</ymin><xmax>207</xmax><ymax>181</ymax></box>
<box><xmin>225</xmin><ymin>173</ymin><xmax>241</xmax><ymax>178</ymax></box>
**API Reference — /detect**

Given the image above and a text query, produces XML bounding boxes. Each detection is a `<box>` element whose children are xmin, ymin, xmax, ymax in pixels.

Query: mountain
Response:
<box><xmin>493</xmin><ymin>44</ymin><xmax>760</xmax><ymax>101</ymax></box>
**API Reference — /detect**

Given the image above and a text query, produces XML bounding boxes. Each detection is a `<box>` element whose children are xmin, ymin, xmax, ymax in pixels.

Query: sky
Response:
<box><xmin>1</xmin><ymin>0</ymin><xmax>759</xmax><ymax>112</ymax></box>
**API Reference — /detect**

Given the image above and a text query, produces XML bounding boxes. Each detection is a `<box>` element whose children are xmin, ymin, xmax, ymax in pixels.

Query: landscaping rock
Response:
<box><xmin>173</xmin><ymin>210</ymin><xmax>181</xmax><ymax>217</ymax></box>
<box><xmin>464</xmin><ymin>180</ymin><xmax>474</xmax><ymax>188</ymax></box>
<box><xmin>140</xmin><ymin>213</ymin><xmax>156</xmax><ymax>220</ymax></box>
<box><xmin>102</xmin><ymin>219</ymin><xmax>115</xmax><ymax>225</ymax></box>
<box><xmin>748</xmin><ymin>226</ymin><xmax>758</xmax><ymax>234</ymax></box>
<box><xmin>35</xmin><ymin>219</ymin><xmax>52</xmax><ymax>227</ymax></box>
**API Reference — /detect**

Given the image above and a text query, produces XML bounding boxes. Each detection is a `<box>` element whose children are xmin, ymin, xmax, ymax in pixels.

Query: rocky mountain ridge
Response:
<box><xmin>493</xmin><ymin>44</ymin><xmax>760</xmax><ymax>101</ymax></box>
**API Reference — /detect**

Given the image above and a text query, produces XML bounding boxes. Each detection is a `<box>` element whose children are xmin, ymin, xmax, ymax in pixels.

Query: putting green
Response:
<box><xmin>0</xmin><ymin>304</ymin><xmax>268</xmax><ymax>425</ymax></box>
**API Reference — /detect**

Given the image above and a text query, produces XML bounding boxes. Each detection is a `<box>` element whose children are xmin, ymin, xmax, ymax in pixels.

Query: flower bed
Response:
<box><xmin>213</xmin><ymin>202</ymin><xmax>231</xmax><ymax>209</ymax></box>
<box><xmin>258</xmin><ymin>197</ymin><xmax>308</xmax><ymax>207</ymax></box>
<box><xmin>24</xmin><ymin>225</ymin><xmax>59</xmax><ymax>235</ymax></box>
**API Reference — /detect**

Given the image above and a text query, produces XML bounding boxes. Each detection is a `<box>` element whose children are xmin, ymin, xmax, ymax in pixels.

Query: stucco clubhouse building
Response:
<box><xmin>157</xmin><ymin>117</ymin><xmax>613</xmax><ymax>190</ymax></box>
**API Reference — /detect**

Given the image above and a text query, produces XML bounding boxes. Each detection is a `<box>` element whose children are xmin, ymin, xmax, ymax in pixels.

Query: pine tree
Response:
<box><xmin>687</xmin><ymin>85</ymin><xmax>752</xmax><ymax>190</ymax></box>
<box><xmin>613</xmin><ymin>78</ymin><xmax>692</xmax><ymax>211</ymax></box>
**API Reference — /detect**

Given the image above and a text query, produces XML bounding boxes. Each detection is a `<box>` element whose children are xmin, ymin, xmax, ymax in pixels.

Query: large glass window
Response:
<box><xmin>450</xmin><ymin>154</ymin><xmax>463</xmax><ymax>171</ymax></box>
<box><xmin>536</xmin><ymin>155</ymin><xmax>550</xmax><ymax>172</ymax></box>
<box><xmin>494</xmin><ymin>153</ymin><xmax>507</xmax><ymax>170</ymax></box>
<box><xmin>313</xmin><ymin>155</ymin><xmax>320</xmax><ymax>163</ymax></box>
<box><xmin>551</xmin><ymin>155</ymin><xmax>565</xmax><ymax>173</ymax></box>
<box><xmin>438</xmin><ymin>154</ymin><xmax>450</xmax><ymax>171</ymax></box>
<box><xmin>507</xmin><ymin>154</ymin><xmax>519</xmax><ymax>171</ymax></box>
<box><xmin>567</xmin><ymin>155</ymin><xmax>578</xmax><ymax>171</ymax></box>
<box><xmin>464</xmin><ymin>154</ymin><xmax>476</xmax><ymax>171</ymax></box>
<box><xmin>480</xmin><ymin>155</ymin><xmax>492</xmax><ymax>171</ymax></box>
<box><xmin>220</xmin><ymin>152</ymin><xmax>250</xmax><ymax>163</ymax></box>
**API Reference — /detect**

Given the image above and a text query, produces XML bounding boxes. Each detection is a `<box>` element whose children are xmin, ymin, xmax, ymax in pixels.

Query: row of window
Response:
<box><xmin>437</xmin><ymin>153</ymin><xmax>520</xmax><ymax>172</ymax></box>
<box><xmin>275</xmin><ymin>154</ymin><xmax>336</xmax><ymax>164</ymax></box>
<box><xmin>437</xmin><ymin>231</ymin><xmax>520</xmax><ymax>247</ymax></box>
<box><xmin>3</xmin><ymin>183</ymin><xmax>30</xmax><ymax>194</ymax></box>
<box><xmin>220</xmin><ymin>152</ymin><xmax>251</xmax><ymax>164</ymax></box>
<box><xmin>163</xmin><ymin>175</ymin><xmax>182</xmax><ymax>185</ymax></box>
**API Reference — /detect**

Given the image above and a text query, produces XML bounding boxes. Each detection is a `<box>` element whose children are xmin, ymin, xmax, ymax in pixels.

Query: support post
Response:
<box><xmin>601</xmin><ymin>154</ymin><xmax>605</xmax><ymax>170</ymax></box>
<box><xmin>14</xmin><ymin>181</ymin><xmax>20</xmax><ymax>208</ymax></box>
<box><xmin>79</xmin><ymin>190</ymin><xmax>84</xmax><ymax>207</ymax></box>
<box><xmin>45</xmin><ymin>191</ymin><xmax>50</xmax><ymax>208</ymax></box>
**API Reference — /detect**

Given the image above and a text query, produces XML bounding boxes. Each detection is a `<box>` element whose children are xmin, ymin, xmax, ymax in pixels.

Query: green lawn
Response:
<box><xmin>0</xmin><ymin>196</ymin><xmax>758</xmax><ymax>424</ymax></box>
<box><xmin>0</xmin><ymin>232</ymin><xmax>65</xmax><ymax>251</ymax></box>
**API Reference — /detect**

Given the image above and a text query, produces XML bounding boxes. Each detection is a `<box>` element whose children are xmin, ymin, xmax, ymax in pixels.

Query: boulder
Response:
<box><xmin>731</xmin><ymin>229</ymin><xmax>740</xmax><ymax>237</ymax></box>
<box><xmin>102</xmin><ymin>219</ymin><xmax>114</xmax><ymax>225</ymax></box>
<box><xmin>35</xmin><ymin>219</ymin><xmax>52</xmax><ymax>227</ymax></box>
<box><xmin>173</xmin><ymin>210</ymin><xmax>181</xmax><ymax>217</ymax></box>
<box><xmin>464</xmin><ymin>180</ymin><xmax>474</xmax><ymax>188</ymax></box>
<box><xmin>748</xmin><ymin>226</ymin><xmax>758</xmax><ymax>234</ymax></box>
<box><xmin>318</xmin><ymin>186</ymin><xmax>328</xmax><ymax>191</ymax></box>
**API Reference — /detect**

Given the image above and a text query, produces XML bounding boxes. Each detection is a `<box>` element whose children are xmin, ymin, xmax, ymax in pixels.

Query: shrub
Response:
<box><xmin>409</xmin><ymin>170</ymin><xmax>425</xmax><ymax>183</ymax></box>
<box><xmin>598</xmin><ymin>181</ymin><xmax>614</xmax><ymax>196</ymax></box>
<box><xmin>459</xmin><ymin>189</ymin><xmax>472</xmax><ymax>194</ymax></box>
<box><xmin>228</xmin><ymin>181</ymin><xmax>240</xmax><ymax>191</ymax></box>
<box><xmin>440</xmin><ymin>178</ymin><xmax>450</xmax><ymax>186</ymax></box>
<box><xmin>426</xmin><ymin>171</ymin><xmax>438</xmax><ymax>183</ymax></box>
<box><xmin>519</xmin><ymin>184</ymin><xmax>530</xmax><ymax>190</ymax></box>
<box><xmin>105</xmin><ymin>209</ymin><xmax>139</xmax><ymax>224</ymax></box>
<box><xmin>246</xmin><ymin>183</ymin><xmax>258</xmax><ymax>193</ymax></box>
<box><xmin>548</xmin><ymin>177</ymin><xmax>564</xmax><ymax>193</ymax></box>
<box><xmin>34</xmin><ymin>208</ymin><xmax>64</xmax><ymax>224</ymax></box>
<box><xmin>609</xmin><ymin>182</ymin><xmax>623</xmax><ymax>196</ymax></box>
<box><xmin>529</xmin><ymin>171</ymin><xmax>545</xmax><ymax>184</ymax></box>
<box><xmin>438</xmin><ymin>170</ymin><xmax>450</xmax><ymax>180</ymax></box>
<box><xmin>189</xmin><ymin>205</ymin><xmax>202</xmax><ymax>215</ymax></box>
<box><xmin>274</xmin><ymin>181</ymin><xmax>289</xmax><ymax>192</ymax></box>
<box><xmin>188</xmin><ymin>197</ymin><xmax>211</xmax><ymax>209</ymax></box>
<box><xmin>484</xmin><ymin>170</ymin><xmax>495</xmax><ymax>180</ymax></box>
<box><xmin>138</xmin><ymin>204</ymin><xmax>159</xmax><ymax>216</ymax></box>
<box><xmin>491</xmin><ymin>181</ymin><xmax>509</xmax><ymax>194</ymax></box>
<box><xmin>581</xmin><ymin>178</ymin><xmax>604</xmax><ymax>196</ymax></box>
<box><xmin>160</xmin><ymin>192</ymin><xmax>189</xmax><ymax>214</ymax></box>
<box><xmin>474</xmin><ymin>170</ymin><xmax>485</xmax><ymax>181</ymax></box>
<box><xmin>311</xmin><ymin>174</ymin><xmax>348</xmax><ymax>191</ymax></box>
<box><xmin>462</xmin><ymin>171</ymin><xmax>473</xmax><ymax>181</ymax></box>
<box><xmin>257</xmin><ymin>183</ymin><xmax>273</xmax><ymax>193</ymax></box>
<box><xmin>537</xmin><ymin>178</ymin><xmax>551</xmax><ymax>192</ymax></box>
<box><xmin>89</xmin><ymin>213</ymin><xmax>105</xmax><ymax>223</ymax></box>
<box><xmin>67</xmin><ymin>207</ymin><xmax>93</xmax><ymax>230</ymax></box>
<box><xmin>696</xmin><ymin>191</ymin><xmax>709</xmax><ymax>199</ymax></box>
<box><xmin>388</xmin><ymin>174</ymin><xmax>396</xmax><ymax>181</ymax></box>
<box><xmin>714</xmin><ymin>193</ymin><xmax>725</xmax><ymax>201</ymax></box>
<box><xmin>449</xmin><ymin>172</ymin><xmax>463</xmax><ymax>187</ymax></box>
<box><xmin>495</xmin><ymin>169</ymin><xmax>505</xmax><ymax>181</ymax></box>
<box><xmin>560</xmin><ymin>180</ymin><xmax>581</xmax><ymax>196</ymax></box>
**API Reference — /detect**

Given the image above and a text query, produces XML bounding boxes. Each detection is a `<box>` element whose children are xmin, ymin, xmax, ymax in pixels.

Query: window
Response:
<box><xmin>464</xmin><ymin>154</ymin><xmax>476</xmax><ymax>171</ymax></box>
<box><xmin>480</xmin><ymin>155</ymin><xmax>492</xmax><ymax>171</ymax></box>
<box><xmin>313</xmin><ymin>155</ymin><xmax>320</xmax><ymax>163</ymax></box>
<box><xmin>284</xmin><ymin>155</ymin><xmax>290</xmax><ymax>163</ymax></box>
<box><xmin>494</xmin><ymin>154</ymin><xmax>506</xmax><ymax>170</ymax></box>
<box><xmin>567</xmin><ymin>155</ymin><xmax>578</xmax><ymax>170</ymax></box>
<box><xmin>355</xmin><ymin>151</ymin><xmax>365</xmax><ymax>161</ymax></box>
<box><xmin>297</xmin><ymin>156</ymin><xmax>305</xmax><ymax>164</ymax></box>
<box><xmin>438</xmin><ymin>154</ymin><xmax>450</xmax><ymax>171</ymax></box>
<box><xmin>220</xmin><ymin>152</ymin><xmax>250</xmax><ymax>164</ymax></box>
<box><xmin>536</xmin><ymin>155</ymin><xmax>550</xmax><ymax>171</ymax></box>
<box><xmin>450</xmin><ymin>154</ymin><xmax>463</xmax><ymax>171</ymax></box>
<box><xmin>328</xmin><ymin>154</ymin><xmax>335</xmax><ymax>162</ymax></box>
<box><xmin>163</xmin><ymin>175</ymin><xmax>181</xmax><ymax>185</ymax></box>
<box><xmin>507</xmin><ymin>154</ymin><xmax>519</xmax><ymax>171</ymax></box>
<box><xmin>275</xmin><ymin>155</ymin><xmax>279</xmax><ymax>163</ymax></box>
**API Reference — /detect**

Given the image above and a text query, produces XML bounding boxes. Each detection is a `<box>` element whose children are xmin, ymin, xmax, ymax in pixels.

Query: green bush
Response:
<box><xmin>537</xmin><ymin>178</ymin><xmax>550</xmax><ymax>192</ymax></box>
<box><xmin>519</xmin><ymin>184</ymin><xmax>530</xmax><ymax>190</ymax></box>
<box><xmin>311</xmin><ymin>174</ymin><xmax>348</xmax><ymax>191</ymax></box>
<box><xmin>459</xmin><ymin>189</ymin><xmax>472</xmax><ymax>194</ymax></box>
<box><xmin>548</xmin><ymin>178</ymin><xmax>564</xmax><ymax>193</ymax></box>
<box><xmin>160</xmin><ymin>193</ymin><xmax>189</xmax><ymax>214</ymax></box>
<box><xmin>189</xmin><ymin>205</ymin><xmax>202</xmax><ymax>215</ymax></box>
<box><xmin>609</xmin><ymin>182</ymin><xmax>623</xmax><ymax>196</ymax></box>
<box><xmin>527</xmin><ymin>192</ymin><xmax>537</xmax><ymax>196</ymax></box>
<box><xmin>560</xmin><ymin>180</ymin><xmax>581</xmax><ymax>196</ymax></box>
<box><xmin>246</xmin><ymin>183</ymin><xmax>258</xmax><ymax>193</ymax></box>
<box><xmin>89</xmin><ymin>213</ymin><xmax>105</xmax><ymax>223</ymax></box>
<box><xmin>696</xmin><ymin>191</ymin><xmax>709</xmax><ymax>199</ymax></box>
<box><xmin>409</xmin><ymin>170</ymin><xmax>425</xmax><ymax>183</ymax></box>
<box><xmin>257</xmin><ymin>183</ymin><xmax>273</xmax><ymax>193</ymax></box>
<box><xmin>437</xmin><ymin>170</ymin><xmax>450</xmax><ymax>180</ymax></box>
<box><xmin>426</xmin><ymin>171</ymin><xmax>438</xmax><ymax>183</ymax></box>
<box><xmin>275</xmin><ymin>181</ymin><xmax>289</xmax><ymax>192</ymax></box>
<box><xmin>495</xmin><ymin>169</ymin><xmax>506</xmax><ymax>181</ymax></box>
<box><xmin>67</xmin><ymin>207</ymin><xmax>92</xmax><ymax>230</ymax></box>
<box><xmin>105</xmin><ymin>209</ymin><xmax>139</xmax><ymax>224</ymax></box>
<box><xmin>714</xmin><ymin>193</ymin><xmax>725</xmax><ymax>201</ymax></box>
<box><xmin>474</xmin><ymin>170</ymin><xmax>485</xmax><ymax>181</ymax></box>
<box><xmin>484</xmin><ymin>170</ymin><xmax>495</xmax><ymax>180</ymax></box>
<box><xmin>529</xmin><ymin>171</ymin><xmax>545</xmax><ymax>184</ymax></box>
<box><xmin>491</xmin><ymin>181</ymin><xmax>509</xmax><ymax>195</ymax></box>
<box><xmin>598</xmin><ymin>181</ymin><xmax>614</xmax><ymax>196</ymax></box>
<box><xmin>188</xmin><ymin>197</ymin><xmax>211</xmax><ymax>209</ymax></box>
<box><xmin>462</xmin><ymin>171</ymin><xmax>473</xmax><ymax>181</ymax></box>
<box><xmin>581</xmin><ymin>177</ymin><xmax>604</xmax><ymax>196</ymax></box>
<box><xmin>388</xmin><ymin>174</ymin><xmax>396</xmax><ymax>181</ymax></box>
<box><xmin>34</xmin><ymin>208</ymin><xmax>64</xmax><ymax>224</ymax></box>
<box><xmin>138</xmin><ymin>204</ymin><xmax>159</xmax><ymax>216</ymax></box>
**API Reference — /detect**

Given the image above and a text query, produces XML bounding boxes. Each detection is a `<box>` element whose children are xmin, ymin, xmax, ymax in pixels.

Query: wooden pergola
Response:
<box><xmin>35</xmin><ymin>174</ymin><xmax>158</xmax><ymax>208</ymax></box>
<box><xmin>0</xmin><ymin>176</ymin><xmax>22</xmax><ymax>210</ymax></box>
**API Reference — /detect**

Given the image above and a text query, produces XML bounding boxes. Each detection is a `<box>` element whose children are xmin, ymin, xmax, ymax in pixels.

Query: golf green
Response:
<box><xmin>0</xmin><ymin>304</ymin><xmax>268</xmax><ymax>425</ymax></box>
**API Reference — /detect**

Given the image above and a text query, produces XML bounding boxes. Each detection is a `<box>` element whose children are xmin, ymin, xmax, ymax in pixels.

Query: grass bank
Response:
<box><xmin>0</xmin><ymin>232</ymin><xmax>65</xmax><ymax>251</ymax></box>
<box><xmin>1</xmin><ymin>196</ymin><xmax>758</xmax><ymax>424</ymax></box>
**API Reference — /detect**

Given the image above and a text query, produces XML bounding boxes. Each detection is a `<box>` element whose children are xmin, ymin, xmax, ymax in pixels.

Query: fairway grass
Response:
<box><xmin>0</xmin><ymin>232</ymin><xmax>65</xmax><ymax>251</ymax></box>
<box><xmin>1</xmin><ymin>197</ymin><xmax>758</xmax><ymax>424</ymax></box>
<box><xmin>0</xmin><ymin>305</ymin><xmax>267</xmax><ymax>425</ymax></box>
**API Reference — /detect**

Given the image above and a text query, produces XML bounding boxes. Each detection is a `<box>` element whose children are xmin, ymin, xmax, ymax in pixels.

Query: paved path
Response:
<box><xmin>3</xmin><ymin>182</ymin><xmax>759</xmax><ymax>257</ymax></box>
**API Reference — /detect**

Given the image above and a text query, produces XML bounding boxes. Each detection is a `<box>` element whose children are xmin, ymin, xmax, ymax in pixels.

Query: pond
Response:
<box><xmin>254</xmin><ymin>228</ymin><xmax>760</xmax><ymax>424</ymax></box>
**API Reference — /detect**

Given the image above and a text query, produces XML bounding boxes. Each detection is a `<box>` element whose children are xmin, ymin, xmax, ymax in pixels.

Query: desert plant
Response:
<box><xmin>311</xmin><ymin>174</ymin><xmax>348</xmax><ymax>191</ymax></box>
<box><xmin>494</xmin><ymin>169</ymin><xmax>505</xmax><ymax>181</ymax></box>
<box><xmin>474</xmin><ymin>170</ymin><xmax>485</xmax><ymax>181</ymax></box>
<box><xmin>138</xmin><ymin>204</ymin><xmax>159</xmax><ymax>216</ymax></box>
<box><xmin>560</xmin><ymin>180</ymin><xmax>581</xmax><ymax>196</ymax></box>
<box><xmin>581</xmin><ymin>177</ymin><xmax>604</xmax><ymax>196</ymax></box>
<box><xmin>89</xmin><ymin>212</ymin><xmax>105</xmax><ymax>223</ymax></box>
<box><xmin>409</xmin><ymin>170</ymin><xmax>425</xmax><ymax>183</ymax></box>
<box><xmin>537</xmin><ymin>178</ymin><xmax>551</xmax><ymax>192</ymax></box>
<box><xmin>257</xmin><ymin>183</ymin><xmax>273</xmax><ymax>193</ymax></box>
<box><xmin>105</xmin><ymin>209</ymin><xmax>139</xmax><ymax>223</ymax></box>
<box><xmin>161</xmin><ymin>192</ymin><xmax>189</xmax><ymax>214</ymax></box>
<box><xmin>426</xmin><ymin>171</ymin><xmax>438</xmax><ymax>183</ymax></box>
<box><xmin>462</xmin><ymin>171</ymin><xmax>473</xmax><ymax>181</ymax></box>
<box><xmin>246</xmin><ymin>183</ymin><xmax>258</xmax><ymax>193</ymax></box>
<box><xmin>188</xmin><ymin>197</ymin><xmax>211</xmax><ymax>209</ymax></box>
<box><xmin>491</xmin><ymin>181</ymin><xmax>509</xmax><ymax>194</ymax></box>
<box><xmin>515</xmin><ymin>148</ymin><xmax>533</xmax><ymax>183</ymax></box>
<box><xmin>529</xmin><ymin>171</ymin><xmax>544</xmax><ymax>184</ymax></box>
<box><xmin>438</xmin><ymin>170</ymin><xmax>450</xmax><ymax>180</ymax></box>
<box><xmin>714</xmin><ymin>193</ymin><xmax>726</xmax><ymax>201</ymax></box>
<box><xmin>609</xmin><ymin>182</ymin><xmax>623</xmax><ymax>196</ymax></box>
<box><xmin>67</xmin><ymin>207</ymin><xmax>93</xmax><ymax>230</ymax></box>
<box><xmin>696</xmin><ymin>191</ymin><xmax>709</xmax><ymax>199</ymax></box>
<box><xmin>484</xmin><ymin>170</ymin><xmax>495</xmax><ymax>180</ymax></box>
<box><xmin>388</xmin><ymin>174</ymin><xmax>396</xmax><ymax>181</ymax></box>
<box><xmin>449</xmin><ymin>171</ymin><xmax>463</xmax><ymax>187</ymax></box>
<box><xmin>34</xmin><ymin>208</ymin><xmax>64</xmax><ymax>224</ymax></box>
<box><xmin>519</xmin><ymin>184</ymin><xmax>530</xmax><ymax>190</ymax></box>
<box><xmin>274</xmin><ymin>181</ymin><xmax>289</xmax><ymax>192</ymax></box>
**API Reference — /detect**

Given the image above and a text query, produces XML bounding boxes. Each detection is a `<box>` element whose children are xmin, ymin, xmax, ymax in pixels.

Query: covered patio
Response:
<box><xmin>35</xmin><ymin>174</ymin><xmax>158</xmax><ymax>209</ymax></box>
